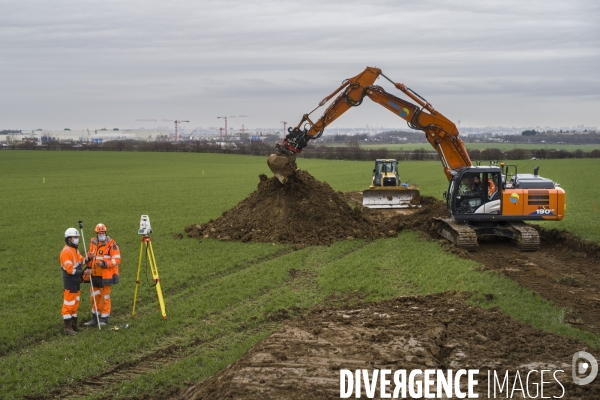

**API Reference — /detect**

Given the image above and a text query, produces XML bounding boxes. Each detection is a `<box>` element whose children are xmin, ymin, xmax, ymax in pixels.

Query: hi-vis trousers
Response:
<box><xmin>89</xmin><ymin>285</ymin><xmax>111</xmax><ymax>318</ymax></box>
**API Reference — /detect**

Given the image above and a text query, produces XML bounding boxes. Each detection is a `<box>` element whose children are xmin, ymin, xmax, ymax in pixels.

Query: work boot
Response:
<box><xmin>83</xmin><ymin>314</ymin><xmax>99</xmax><ymax>327</ymax></box>
<box><xmin>63</xmin><ymin>319</ymin><xmax>77</xmax><ymax>335</ymax></box>
<box><xmin>99</xmin><ymin>317</ymin><xmax>109</xmax><ymax>327</ymax></box>
<box><xmin>72</xmin><ymin>317</ymin><xmax>79</xmax><ymax>332</ymax></box>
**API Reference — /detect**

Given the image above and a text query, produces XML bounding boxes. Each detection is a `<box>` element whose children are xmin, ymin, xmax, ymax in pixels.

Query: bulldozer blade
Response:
<box><xmin>362</xmin><ymin>189</ymin><xmax>421</xmax><ymax>209</ymax></box>
<box><xmin>267</xmin><ymin>153</ymin><xmax>298</xmax><ymax>184</ymax></box>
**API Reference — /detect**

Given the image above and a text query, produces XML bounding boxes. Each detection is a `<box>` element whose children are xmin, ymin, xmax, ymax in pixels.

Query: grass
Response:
<box><xmin>0</xmin><ymin>150</ymin><xmax>598</xmax><ymax>398</ymax></box>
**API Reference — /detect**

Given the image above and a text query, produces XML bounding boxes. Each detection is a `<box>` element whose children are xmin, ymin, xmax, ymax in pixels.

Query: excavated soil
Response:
<box><xmin>179</xmin><ymin>292</ymin><xmax>600</xmax><ymax>400</ymax></box>
<box><xmin>186</xmin><ymin>171</ymin><xmax>600</xmax><ymax>334</ymax></box>
<box><xmin>464</xmin><ymin>233</ymin><xmax>600</xmax><ymax>336</ymax></box>
<box><xmin>179</xmin><ymin>171</ymin><xmax>600</xmax><ymax>399</ymax></box>
<box><xmin>185</xmin><ymin>171</ymin><xmax>386</xmax><ymax>247</ymax></box>
<box><xmin>185</xmin><ymin>171</ymin><xmax>445</xmax><ymax>247</ymax></box>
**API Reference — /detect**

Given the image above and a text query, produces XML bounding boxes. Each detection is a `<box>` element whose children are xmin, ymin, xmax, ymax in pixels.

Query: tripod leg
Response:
<box><xmin>132</xmin><ymin>240</ymin><xmax>145</xmax><ymax>317</ymax></box>
<box><xmin>147</xmin><ymin>242</ymin><xmax>167</xmax><ymax>319</ymax></box>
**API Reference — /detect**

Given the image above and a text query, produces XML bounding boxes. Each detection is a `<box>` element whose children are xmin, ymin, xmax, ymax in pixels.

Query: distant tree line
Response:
<box><xmin>521</xmin><ymin>130</ymin><xmax>538</xmax><ymax>136</ymax></box>
<box><xmin>4</xmin><ymin>139</ymin><xmax>600</xmax><ymax>160</ymax></box>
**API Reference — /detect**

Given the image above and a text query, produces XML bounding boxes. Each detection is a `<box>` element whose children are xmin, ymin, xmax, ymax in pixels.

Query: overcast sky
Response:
<box><xmin>1</xmin><ymin>0</ymin><xmax>599</xmax><ymax>132</ymax></box>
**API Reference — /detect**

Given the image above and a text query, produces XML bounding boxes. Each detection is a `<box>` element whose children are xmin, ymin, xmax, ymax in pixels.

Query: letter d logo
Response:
<box><xmin>572</xmin><ymin>351</ymin><xmax>598</xmax><ymax>385</ymax></box>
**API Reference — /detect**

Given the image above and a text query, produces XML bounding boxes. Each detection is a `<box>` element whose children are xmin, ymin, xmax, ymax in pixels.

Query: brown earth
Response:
<box><xmin>464</xmin><ymin>234</ymin><xmax>600</xmax><ymax>336</ymax></box>
<box><xmin>184</xmin><ymin>170</ymin><xmax>445</xmax><ymax>248</ymax></box>
<box><xmin>186</xmin><ymin>171</ymin><xmax>600</xmax><ymax>335</ymax></box>
<box><xmin>178</xmin><ymin>292</ymin><xmax>600</xmax><ymax>400</ymax></box>
<box><xmin>185</xmin><ymin>171</ymin><xmax>386</xmax><ymax>247</ymax></box>
<box><xmin>181</xmin><ymin>171</ymin><xmax>600</xmax><ymax>399</ymax></box>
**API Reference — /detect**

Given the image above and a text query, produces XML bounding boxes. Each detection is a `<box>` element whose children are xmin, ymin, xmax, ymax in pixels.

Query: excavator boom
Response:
<box><xmin>267</xmin><ymin>66</ymin><xmax>472</xmax><ymax>182</ymax></box>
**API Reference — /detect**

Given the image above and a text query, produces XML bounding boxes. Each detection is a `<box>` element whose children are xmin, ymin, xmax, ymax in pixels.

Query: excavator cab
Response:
<box><xmin>447</xmin><ymin>167</ymin><xmax>502</xmax><ymax>217</ymax></box>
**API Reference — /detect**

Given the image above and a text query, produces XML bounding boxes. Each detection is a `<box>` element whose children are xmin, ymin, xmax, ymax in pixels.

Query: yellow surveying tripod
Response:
<box><xmin>132</xmin><ymin>215</ymin><xmax>167</xmax><ymax>319</ymax></box>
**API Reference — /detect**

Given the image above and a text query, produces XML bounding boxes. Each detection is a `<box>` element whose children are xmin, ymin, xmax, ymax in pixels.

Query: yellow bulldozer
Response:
<box><xmin>361</xmin><ymin>159</ymin><xmax>420</xmax><ymax>208</ymax></box>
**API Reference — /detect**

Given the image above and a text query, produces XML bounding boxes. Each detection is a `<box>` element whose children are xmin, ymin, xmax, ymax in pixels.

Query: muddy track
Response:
<box><xmin>47</xmin><ymin>333</ymin><xmax>213</xmax><ymax>400</ymax></box>
<box><xmin>187</xmin><ymin>169</ymin><xmax>600</xmax><ymax>336</ymax></box>
<box><xmin>179</xmin><ymin>292</ymin><xmax>600</xmax><ymax>399</ymax></box>
<box><xmin>464</xmin><ymin>237</ymin><xmax>600</xmax><ymax>335</ymax></box>
<box><xmin>47</xmin><ymin>242</ymin><xmax>372</xmax><ymax>400</ymax></box>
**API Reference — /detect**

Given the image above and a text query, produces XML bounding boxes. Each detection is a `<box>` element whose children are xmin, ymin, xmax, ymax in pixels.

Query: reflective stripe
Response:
<box><xmin>103</xmin><ymin>255</ymin><xmax>110</xmax><ymax>259</ymax></box>
<box><xmin>63</xmin><ymin>260</ymin><xmax>73</xmax><ymax>265</ymax></box>
<box><xmin>103</xmin><ymin>294</ymin><xmax>110</xmax><ymax>300</ymax></box>
<box><xmin>112</xmin><ymin>255</ymin><xmax>121</xmax><ymax>259</ymax></box>
<box><xmin>92</xmin><ymin>290</ymin><xmax>101</xmax><ymax>296</ymax></box>
<box><xmin>64</xmin><ymin>299</ymin><xmax>76</xmax><ymax>306</ymax></box>
<box><xmin>101</xmin><ymin>313</ymin><xmax>110</xmax><ymax>318</ymax></box>
<box><xmin>63</xmin><ymin>315</ymin><xmax>72</xmax><ymax>320</ymax></box>
<box><xmin>76</xmin><ymin>296</ymin><xmax>80</xmax><ymax>301</ymax></box>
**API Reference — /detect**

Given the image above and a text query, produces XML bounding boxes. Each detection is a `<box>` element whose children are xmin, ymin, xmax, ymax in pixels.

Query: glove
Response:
<box><xmin>83</xmin><ymin>257</ymin><xmax>90</xmax><ymax>265</ymax></box>
<box><xmin>95</xmin><ymin>260</ymin><xmax>106</xmax><ymax>268</ymax></box>
<box><xmin>83</xmin><ymin>267</ymin><xmax>92</xmax><ymax>276</ymax></box>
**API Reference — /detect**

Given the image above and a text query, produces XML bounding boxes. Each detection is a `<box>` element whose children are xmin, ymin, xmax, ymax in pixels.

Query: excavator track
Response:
<box><xmin>508</xmin><ymin>222</ymin><xmax>540</xmax><ymax>252</ymax></box>
<box><xmin>433</xmin><ymin>218</ymin><xmax>478</xmax><ymax>251</ymax></box>
<box><xmin>434</xmin><ymin>218</ymin><xmax>540</xmax><ymax>252</ymax></box>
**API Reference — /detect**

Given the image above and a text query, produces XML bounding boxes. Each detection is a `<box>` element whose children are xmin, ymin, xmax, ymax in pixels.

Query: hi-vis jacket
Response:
<box><xmin>87</xmin><ymin>236</ymin><xmax>120</xmax><ymax>285</ymax></box>
<box><xmin>60</xmin><ymin>244</ymin><xmax>85</xmax><ymax>291</ymax></box>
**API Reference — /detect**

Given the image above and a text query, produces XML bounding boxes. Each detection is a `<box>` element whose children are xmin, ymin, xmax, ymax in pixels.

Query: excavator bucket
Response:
<box><xmin>361</xmin><ymin>187</ymin><xmax>421</xmax><ymax>209</ymax></box>
<box><xmin>267</xmin><ymin>153</ymin><xmax>298</xmax><ymax>184</ymax></box>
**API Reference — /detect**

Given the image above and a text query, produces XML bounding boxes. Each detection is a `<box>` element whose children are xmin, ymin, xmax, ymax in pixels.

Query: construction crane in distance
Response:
<box><xmin>217</xmin><ymin>115</ymin><xmax>248</xmax><ymax>140</ymax></box>
<box><xmin>173</xmin><ymin>120</ymin><xmax>189</xmax><ymax>142</ymax></box>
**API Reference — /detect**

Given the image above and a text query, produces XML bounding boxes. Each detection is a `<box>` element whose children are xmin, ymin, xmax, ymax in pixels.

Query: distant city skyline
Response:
<box><xmin>2</xmin><ymin>1</ymin><xmax>599</xmax><ymax>131</ymax></box>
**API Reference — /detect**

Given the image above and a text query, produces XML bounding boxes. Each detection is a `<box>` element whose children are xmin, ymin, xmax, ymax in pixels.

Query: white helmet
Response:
<box><xmin>64</xmin><ymin>228</ymin><xmax>79</xmax><ymax>238</ymax></box>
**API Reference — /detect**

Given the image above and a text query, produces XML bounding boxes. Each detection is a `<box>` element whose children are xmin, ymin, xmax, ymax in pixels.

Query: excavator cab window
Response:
<box><xmin>452</xmin><ymin>171</ymin><xmax>503</xmax><ymax>214</ymax></box>
<box><xmin>454</xmin><ymin>173</ymin><xmax>485</xmax><ymax>213</ymax></box>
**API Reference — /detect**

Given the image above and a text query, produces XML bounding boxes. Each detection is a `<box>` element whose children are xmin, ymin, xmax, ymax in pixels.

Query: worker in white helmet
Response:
<box><xmin>60</xmin><ymin>228</ymin><xmax>91</xmax><ymax>335</ymax></box>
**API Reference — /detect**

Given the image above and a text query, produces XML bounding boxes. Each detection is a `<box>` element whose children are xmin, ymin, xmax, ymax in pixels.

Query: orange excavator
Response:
<box><xmin>267</xmin><ymin>66</ymin><xmax>566</xmax><ymax>251</ymax></box>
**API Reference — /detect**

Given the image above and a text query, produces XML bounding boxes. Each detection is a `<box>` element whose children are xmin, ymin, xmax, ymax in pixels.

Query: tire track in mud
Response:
<box><xmin>49</xmin><ymin>242</ymin><xmax>371</xmax><ymax>399</ymax></box>
<box><xmin>50</xmin><ymin>337</ymin><xmax>208</xmax><ymax>399</ymax></box>
<box><xmin>464</xmin><ymin>237</ymin><xmax>600</xmax><ymax>335</ymax></box>
<box><xmin>353</xmin><ymin>192</ymin><xmax>600</xmax><ymax>337</ymax></box>
<box><xmin>179</xmin><ymin>292</ymin><xmax>600</xmax><ymax>400</ymax></box>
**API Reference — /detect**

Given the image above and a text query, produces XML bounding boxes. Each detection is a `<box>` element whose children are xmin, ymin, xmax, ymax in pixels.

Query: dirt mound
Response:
<box><xmin>185</xmin><ymin>171</ymin><xmax>385</xmax><ymax>247</ymax></box>
<box><xmin>179</xmin><ymin>292</ymin><xmax>599</xmax><ymax>399</ymax></box>
<box><xmin>536</xmin><ymin>226</ymin><xmax>600</xmax><ymax>260</ymax></box>
<box><xmin>185</xmin><ymin>170</ymin><xmax>449</xmax><ymax>247</ymax></box>
<box><xmin>389</xmin><ymin>195</ymin><xmax>449</xmax><ymax>236</ymax></box>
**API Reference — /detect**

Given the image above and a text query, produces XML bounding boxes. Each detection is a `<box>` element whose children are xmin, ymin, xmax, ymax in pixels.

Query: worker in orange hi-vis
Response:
<box><xmin>60</xmin><ymin>228</ymin><xmax>91</xmax><ymax>335</ymax></box>
<box><xmin>488</xmin><ymin>177</ymin><xmax>497</xmax><ymax>197</ymax></box>
<box><xmin>82</xmin><ymin>223</ymin><xmax>121</xmax><ymax>327</ymax></box>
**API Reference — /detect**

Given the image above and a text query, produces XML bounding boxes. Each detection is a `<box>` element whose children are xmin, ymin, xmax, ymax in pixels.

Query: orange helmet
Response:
<box><xmin>95</xmin><ymin>223</ymin><xmax>107</xmax><ymax>233</ymax></box>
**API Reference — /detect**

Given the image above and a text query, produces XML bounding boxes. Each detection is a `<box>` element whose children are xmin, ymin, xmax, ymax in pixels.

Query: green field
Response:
<box><xmin>0</xmin><ymin>151</ymin><xmax>599</xmax><ymax>398</ymax></box>
<box><xmin>328</xmin><ymin>142</ymin><xmax>600</xmax><ymax>152</ymax></box>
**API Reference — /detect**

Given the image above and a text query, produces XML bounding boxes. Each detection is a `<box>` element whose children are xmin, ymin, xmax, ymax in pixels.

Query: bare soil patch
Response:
<box><xmin>185</xmin><ymin>172</ymin><xmax>386</xmax><ymax>247</ymax></box>
<box><xmin>465</xmin><ymin>235</ymin><xmax>600</xmax><ymax>336</ymax></box>
<box><xmin>186</xmin><ymin>172</ymin><xmax>600</xmax><ymax>335</ymax></box>
<box><xmin>184</xmin><ymin>171</ymin><xmax>445</xmax><ymax>247</ymax></box>
<box><xmin>179</xmin><ymin>292</ymin><xmax>599</xmax><ymax>399</ymax></box>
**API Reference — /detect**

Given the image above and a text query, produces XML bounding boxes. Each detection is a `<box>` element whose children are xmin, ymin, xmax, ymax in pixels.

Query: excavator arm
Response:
<box><xmin>363</xmin><ymin>84</ymin><xmax>472</xmax><ymax>181</ymax></box>
<box><xmin>269</xmin><ymin>66</ymin><xmax>472</xmax><ymax>182</ymax></box>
